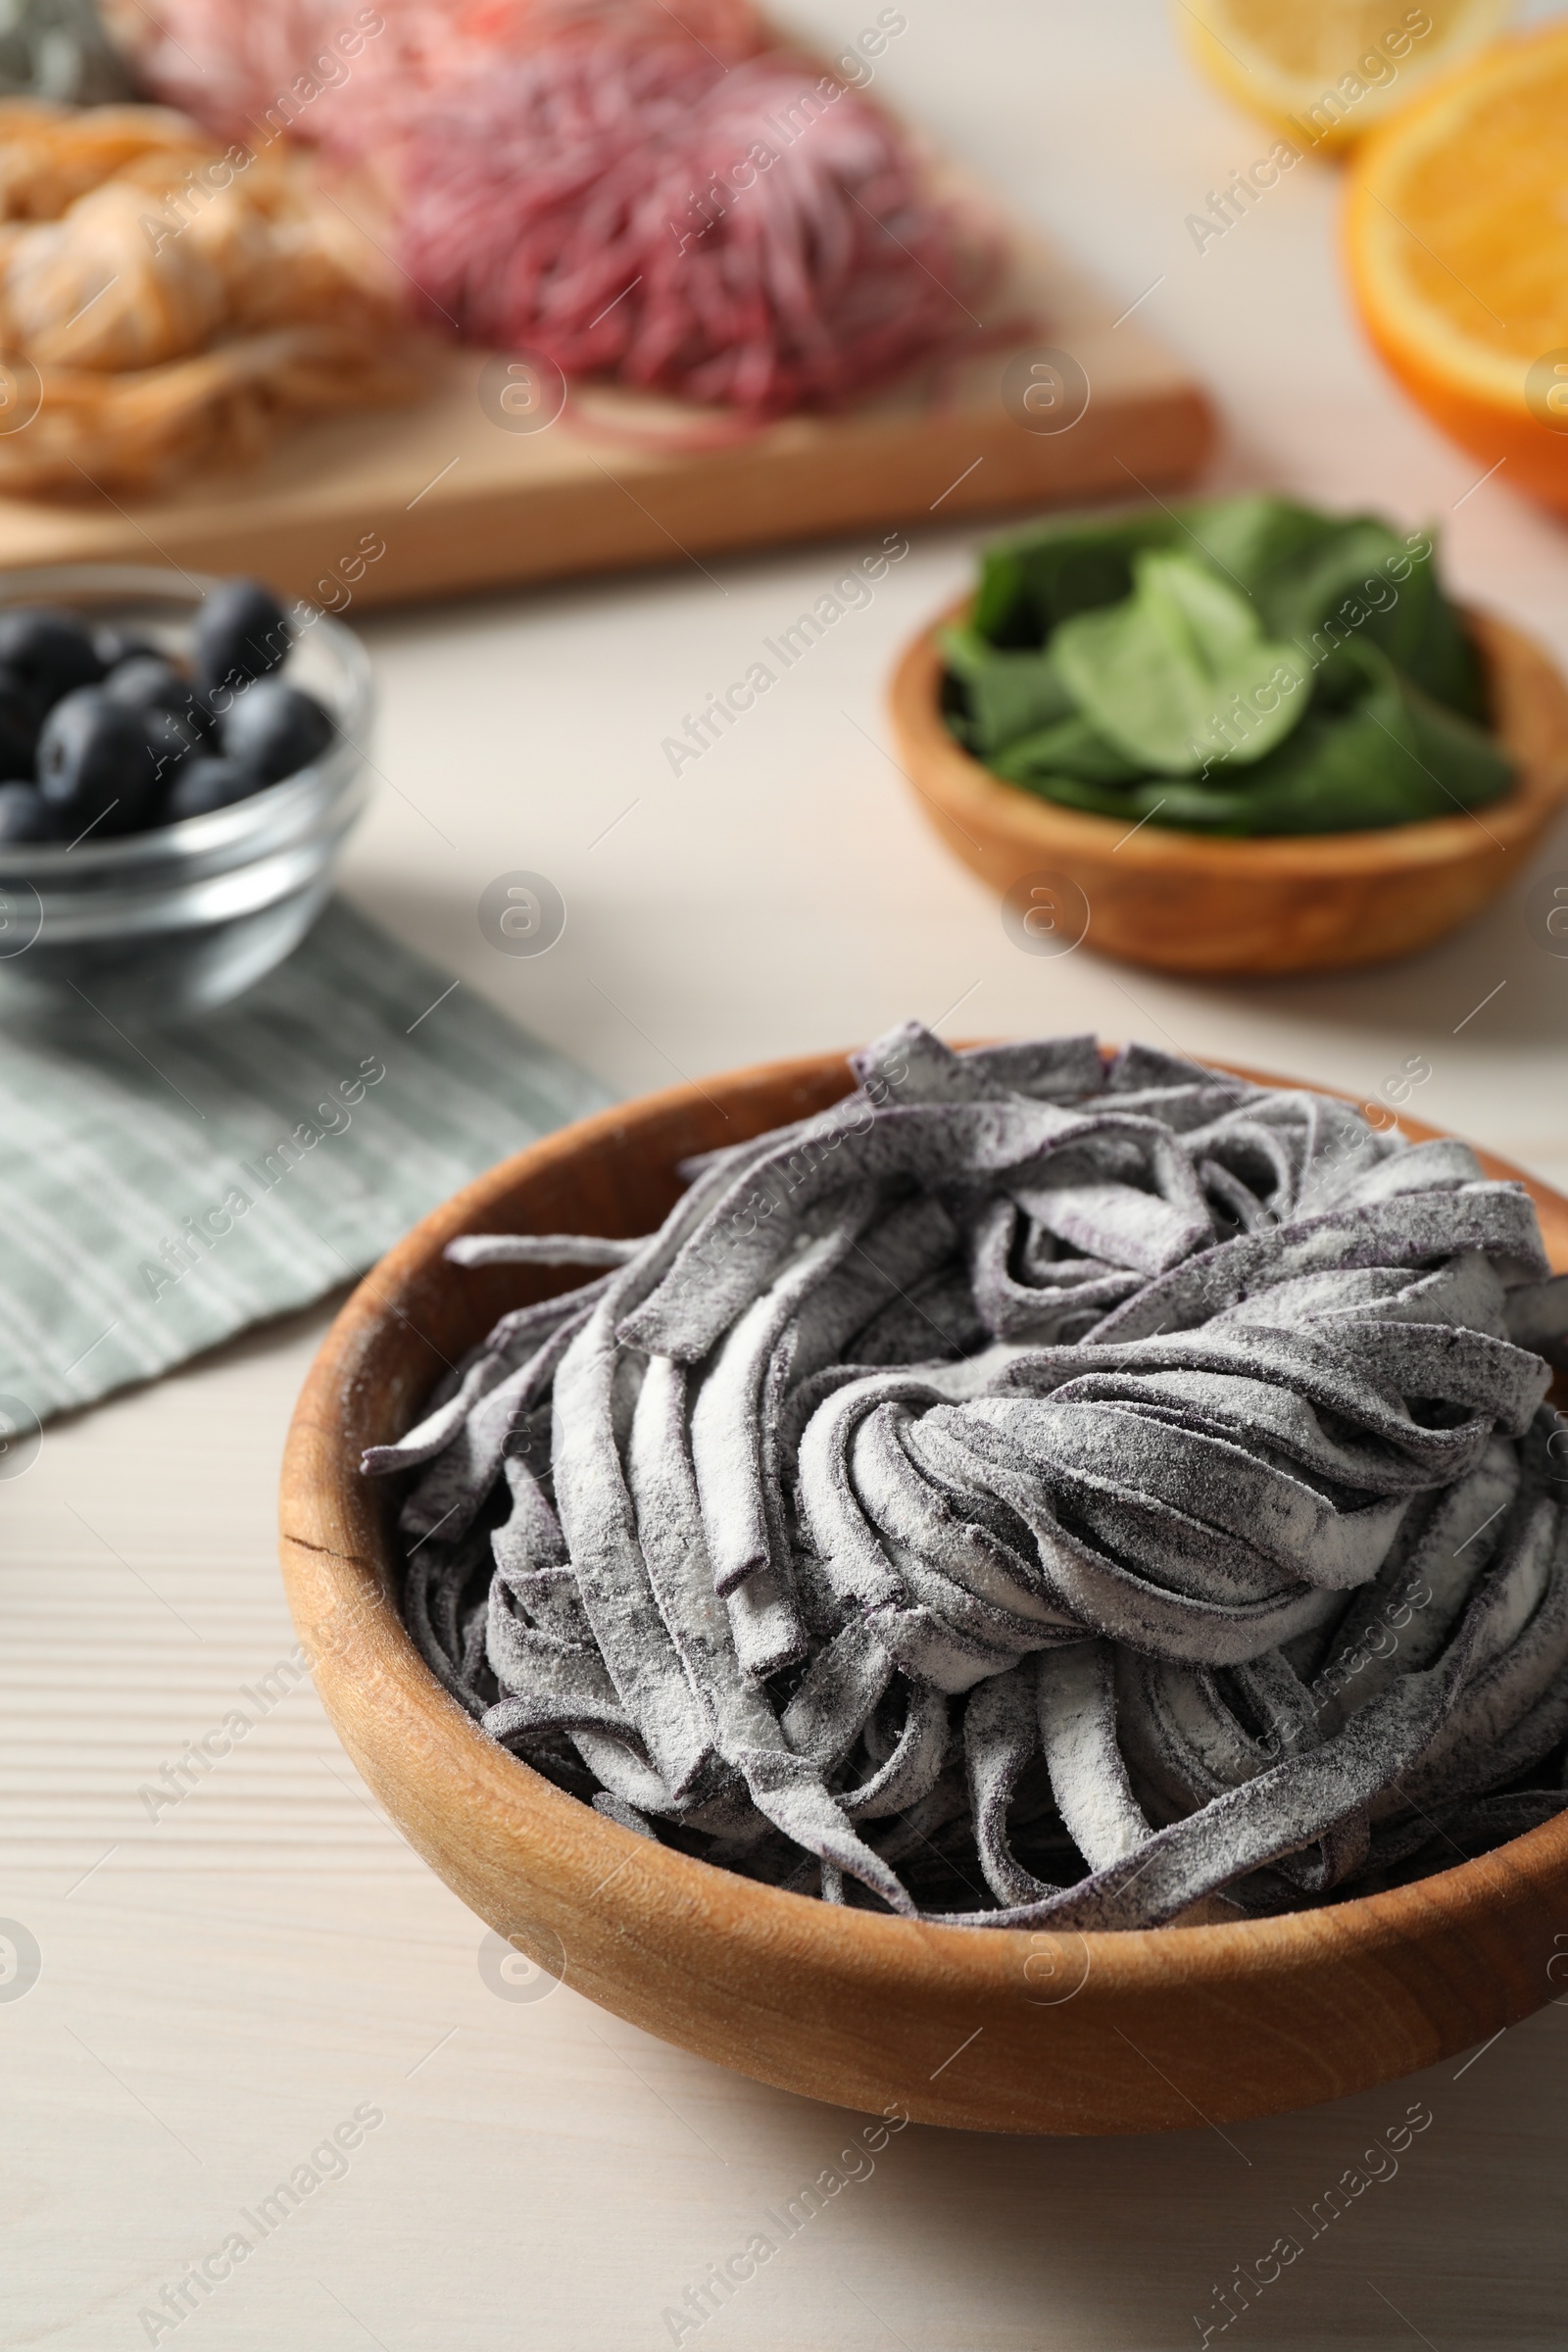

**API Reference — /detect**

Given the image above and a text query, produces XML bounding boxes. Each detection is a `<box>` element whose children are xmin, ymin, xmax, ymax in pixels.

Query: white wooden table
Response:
<box><xmin>9</xmin><ymin>4</ymin><xmax>1568</xmax><ymax>2345</ymax></box>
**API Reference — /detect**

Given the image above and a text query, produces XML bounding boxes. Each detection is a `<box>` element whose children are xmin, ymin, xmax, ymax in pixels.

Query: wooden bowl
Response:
<box><xmin>889</xmin><ymin>601</ymin><xmax>1568</xmax><ymax>975</ymax></box>
<box><xmin>279</xmin><ymin>1051</ymin><xmax>1568</xmax><ymax>2135</ymax></box>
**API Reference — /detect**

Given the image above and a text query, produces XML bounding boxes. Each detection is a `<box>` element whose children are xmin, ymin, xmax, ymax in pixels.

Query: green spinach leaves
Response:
<box><xmin>944</xmin><ymin>496</ymin><xmax>1508</xmax><ymax>834</ymax></box>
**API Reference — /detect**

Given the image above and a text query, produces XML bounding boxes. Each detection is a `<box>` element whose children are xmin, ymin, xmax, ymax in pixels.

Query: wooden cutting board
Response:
<box><xmin>0</xmin><ymin>219</ymin><xmax>1212</xmax><ymax>612</ymax></box>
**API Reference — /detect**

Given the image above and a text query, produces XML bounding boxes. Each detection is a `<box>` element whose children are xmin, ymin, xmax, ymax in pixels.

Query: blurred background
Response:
<box><xmin>321</xmin><ymin>0</ymin><xmax>1568</xmax><ymax>1178</ymax></box>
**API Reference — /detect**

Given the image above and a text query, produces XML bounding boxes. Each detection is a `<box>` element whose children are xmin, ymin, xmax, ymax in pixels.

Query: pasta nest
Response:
<box><xmin>367</xmin><ymin>1024</ymin><xmax>1568</xmax><ymax>1930</ymax></box>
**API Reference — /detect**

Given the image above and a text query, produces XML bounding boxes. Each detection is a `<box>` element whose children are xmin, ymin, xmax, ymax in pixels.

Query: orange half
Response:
<box><xmin>1346</xmin><ymin>22</ymin><xmax>1568</xmax><ymax>513</ymax></box>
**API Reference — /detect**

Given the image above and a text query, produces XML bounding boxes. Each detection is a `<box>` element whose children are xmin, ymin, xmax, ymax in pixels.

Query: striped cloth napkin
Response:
<box><xmin>0</xmin><ymin>900</ymin><xmax>610</xmax><ymax>1431</ymax></box>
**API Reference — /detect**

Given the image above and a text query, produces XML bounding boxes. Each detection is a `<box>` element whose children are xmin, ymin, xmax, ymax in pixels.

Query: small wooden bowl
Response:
<box><xmin>279</xmin><ymin>1052</ymin><xmax>1568</xmax><ymax>2135</ymax></box>
<box><xmin>889</xmin><ymin>601</ymin><xmax>1568</xmax><ymax>975</ymax></box>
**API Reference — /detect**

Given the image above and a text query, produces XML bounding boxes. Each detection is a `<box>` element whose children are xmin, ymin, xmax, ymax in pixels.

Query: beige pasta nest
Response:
<box><xmin>0</xmin><ymin>100</ymin><xmax>421</xmax><ymax>495</ymax></box>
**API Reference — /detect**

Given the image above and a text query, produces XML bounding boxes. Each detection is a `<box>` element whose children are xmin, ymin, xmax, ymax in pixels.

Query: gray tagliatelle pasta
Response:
<box><xmin>363</xmin><ymin>1025</ymin><xmax>1568</xmax><ymax>1930</ymax></box>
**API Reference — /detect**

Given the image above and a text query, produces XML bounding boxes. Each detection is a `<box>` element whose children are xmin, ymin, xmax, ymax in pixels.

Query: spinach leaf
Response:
<box><xmin>973</xmin><ymin>509</ymin><xmax>1183</xmax><ymax>644</ymax></box>
<box><xmin>1248</xmin><ymin>516</ymin><xmax>1484</xmax><ymax>718</ymax></box>
<box><xmin>1051</xmin><ymin>551</ymin><xmax>1311</xmax><ymax>774</ymax></box>
<box><xmin>938</xmin><ymin>624</ymin><xmax>1074</xmax><ymax>755</ymax></box>
<box><xmin>1268</xmin><ymin>637</ymin><xmax>1509</xmax><ymax>819</ymax></box>
<box><xmin>1001</xmin><ymin>641</ymin><xmax>1513</xmax><ymax>834</ymax></box>
<box><xmin>1180</xmin><ymin>494</ymin><xmax>1346</xmax><ymax>597</ymax></box>
<box><xmin>990</xmin><ymin>712</ymin><xmax>1145</xmax><ymax>786</ymax></box>
<box><xmin>972</xmin><ymin>495</ymin><xmax>1339</xmax><ymax>645</ymax></box>
<box><xmin>1254</xmin><ymin>517</ymin><xmax>1404</xmax><ymax>645</ymax></box>
<box><xmin>1395</xmin><ymin>657</ymin><xmax>1513</xmax><ymax>806</ymax></box>
<box><xmin>970</xmin><ymin>498</ymin><xmax>1481</xmax><ymax>713</ymax></box>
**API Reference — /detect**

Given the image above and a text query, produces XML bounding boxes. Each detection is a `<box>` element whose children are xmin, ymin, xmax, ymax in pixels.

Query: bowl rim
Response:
<box><xmin>0</xmin><ymin>562</ymin><xmax>371</xmax><ymax>878</ymax></box>
<box><xmin>895</xmin><ymin>593</ymin><xmax>1568</xmax><ymax>875</ymax></box>
<box><xmin>278</xmin><ymin>1044</ymin><xmax>1568</xmax><ymax>2005</ymax></box>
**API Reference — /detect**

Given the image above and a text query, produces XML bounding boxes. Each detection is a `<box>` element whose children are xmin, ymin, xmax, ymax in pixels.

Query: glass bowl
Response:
<box><xmin>0</xmin><ymin>564</ymin><xmax>372</xmax><ymax>1030</ymax></box>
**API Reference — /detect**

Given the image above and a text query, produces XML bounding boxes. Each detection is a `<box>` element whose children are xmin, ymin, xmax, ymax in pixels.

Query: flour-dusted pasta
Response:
<box><xmin>364</xmin><ymin>1027</ymin><xmax>1568</xmax><ymax>1928</ymax></box>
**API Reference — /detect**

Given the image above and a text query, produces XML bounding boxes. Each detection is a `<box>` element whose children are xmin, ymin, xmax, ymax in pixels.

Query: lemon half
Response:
<box><xmin>1177</xmin><ymin>0</ymin><xmax>1513</xmax><ymax>151</ymax></box>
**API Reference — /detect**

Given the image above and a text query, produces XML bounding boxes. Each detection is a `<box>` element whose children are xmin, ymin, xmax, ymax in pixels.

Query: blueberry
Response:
<box><xmin>0</xmin><ymin>782</ymin><xmax>55</xmax><ymax>844</ymax></box>
<box><xmin>105</xmin><ymin>654</ymin><xmax>215</xmax><ymax>740</ymax></box>
<box><xmin>193</xmin><ymin>579</ymin><xmax>291</xmax><ymax>698</ymax></box>
<box><xmin>0</xmin><ymin>607</ymin><xmax>105</xmax><ymax>703</ymax></box>
<box><xmin>165</xmin><ymin>755</ymin><xmax>256</xmax><ymax>821</ymax></box>
<box><xmin>220</xmin><ymin>678</ymin><xmax>333</xmax><ymax>784</ymax></box>
<box><xmin>36</xmin><ymin>686</ymin><xmax>195</xmax><ymax>838</ymax></box>
<box><xmin>92</xmin><ymin>624</ymin><xmax>160</xmax><ymax>671</ymax></box>
<box><xmin>0</xmin><ymin>666</ymin><xmax>42</xmax><ymax>775</ymax></box>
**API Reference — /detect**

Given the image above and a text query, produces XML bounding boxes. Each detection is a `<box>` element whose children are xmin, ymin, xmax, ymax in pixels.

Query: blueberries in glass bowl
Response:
<box><xmin>0</xmin><ymin>578</ymin><xmax>335</xmax><ymax>845</ymax></box>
